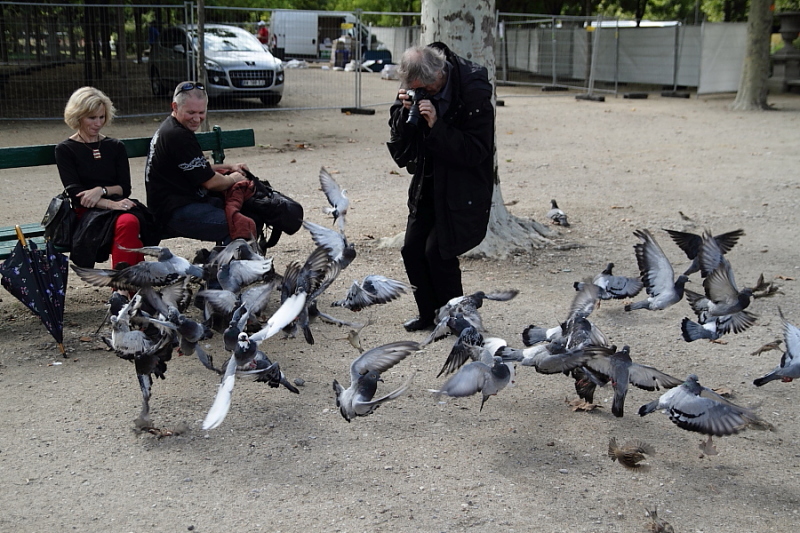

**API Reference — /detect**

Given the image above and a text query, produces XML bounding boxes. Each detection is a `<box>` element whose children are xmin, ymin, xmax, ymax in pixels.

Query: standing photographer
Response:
<box><xmin>387</xmin><ymin>43</ymin><xmax>495</xmax><ymax>332</ymax></box>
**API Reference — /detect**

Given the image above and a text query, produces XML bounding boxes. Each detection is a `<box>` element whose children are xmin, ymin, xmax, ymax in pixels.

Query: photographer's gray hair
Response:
<box><xmin>398</xmin><ymin>46</ymin><xmax>446</xmax><ymax>86</ymax></box>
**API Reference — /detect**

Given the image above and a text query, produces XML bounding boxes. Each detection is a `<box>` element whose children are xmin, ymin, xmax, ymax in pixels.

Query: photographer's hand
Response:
<box><xmin>398</xmin><ymin>89</ymin><xmax>413</xmax><ymax>109</ymax></box>
<box><xmin>418</xmin><ymin>99</ymin><xmax>438</xmax><ymax>128</ymax></box>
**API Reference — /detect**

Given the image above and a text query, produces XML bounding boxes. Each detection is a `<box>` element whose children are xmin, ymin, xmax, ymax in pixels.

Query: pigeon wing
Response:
<box><xmin>349</xmin><ymin>340</ymin><xmax>420</xmax><ymax>384</ymax></box>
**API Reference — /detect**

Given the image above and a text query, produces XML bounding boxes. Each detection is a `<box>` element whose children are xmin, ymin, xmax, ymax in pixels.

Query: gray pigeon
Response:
<box><xmin>664</xmin><ymin>228</ymin><xmax>744</xmax><ymax>277</ymax></box>
<box><xmin>497</xmin><ymin>337</ymin><xmax>591</xmax><ymax>375</ymax></box>
<box><xmin>753</xmin><ymin>308</ymin><xmax>800</xmax><ymax>386</ymax></box>
<box><xmin>574</xmin><ymin>262</ymin><xmax>643</xmax><ymax>300</ymax></box>
<box><xmin>685</xmin><ymin>264</ymin><xmax>754</xmax><ymax>324</ymax></box>
<box><xmin>303</xmin><ymin>220</ymin><xmax>356</xmax><ymax>270</ymax></box>
<box><xmin>547</xmin><ymin>199</ymin><xmax>569</xmax><ymax>227</ymax></box>
<box><xmin>582</xmin><ymin>345</ymin><xmax>683</xmax><ymax>417</ymax></box>
<box><xmin>429</xmin><ymin>354</ymin><xmax>515</xmax><ymax>411</ymax></box>
<box><xmin>639</xmin><ymin>374</ymin><xmax>768</xmax><ymax>439</ymax></box>
<box><xmin>331</xmin><ymin>275</ymin><xmax>414</xmax><ymax>312</ymax></box>
<box><xmin>71</xmin><ymin>246</ymin><xmax>203</xmax><ymax>291</ymax></box>
<box><xmin>332</xmin><ymin>340</ymin><xmax>420</xmax><ymax>422</ymax></box>
<box><xmin>319</xmin><ymin>167</ymin><xmax>349</xmax><ymax>233</ymax></box>
<box><xmin>625</xmin><ymin>229</ymin><xmax>689</xmax><ymax>311</ymax></box>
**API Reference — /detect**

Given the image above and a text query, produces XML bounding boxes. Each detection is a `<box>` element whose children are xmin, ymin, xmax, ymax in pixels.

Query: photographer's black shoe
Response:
<box><xmin>403</xmin><ymin>316</ymin><xmax>434</xmax><ymax>332</ymax></box>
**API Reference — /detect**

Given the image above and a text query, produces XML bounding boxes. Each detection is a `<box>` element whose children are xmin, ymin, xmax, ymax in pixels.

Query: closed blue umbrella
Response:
<box><xmin>0</xmin><ymin>225</ymin><xmax>68</xmax><ymax>356</ymax></box>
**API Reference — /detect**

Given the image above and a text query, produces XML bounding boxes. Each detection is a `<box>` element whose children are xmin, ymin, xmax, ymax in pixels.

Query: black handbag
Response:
<box><xmin>239</xmin><ymin>170</ymin><xmax>304</xmax><ymax>250</ymax></box>
<box><xmin>41</xmin><ymin>190</ymin><xmax>77</xmax><ymax>250</ymax></box>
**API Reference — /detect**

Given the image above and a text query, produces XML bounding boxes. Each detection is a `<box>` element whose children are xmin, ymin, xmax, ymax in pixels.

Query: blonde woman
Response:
<box><xmin>55</xmin><ymin>86</ymin><xmax>158</xmax><ymax>268</ymax></box>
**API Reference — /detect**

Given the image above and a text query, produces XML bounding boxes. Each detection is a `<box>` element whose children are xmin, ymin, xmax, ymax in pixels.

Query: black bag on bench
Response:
<box><xmin>240</xmin><ymin>170</ymin><xmax>304</xmax><ymax>250</ymax></box>
<box><xmin>41</xmin><ymin>190</ymin><xmax>77</xmax><ymax>250</ymax></box>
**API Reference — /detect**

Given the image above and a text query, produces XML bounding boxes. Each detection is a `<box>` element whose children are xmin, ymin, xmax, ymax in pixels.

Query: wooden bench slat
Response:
<box><xmin>0</xmin><ymin>127</ymin><xmax>256</xmax><ymax>169</ymax></box>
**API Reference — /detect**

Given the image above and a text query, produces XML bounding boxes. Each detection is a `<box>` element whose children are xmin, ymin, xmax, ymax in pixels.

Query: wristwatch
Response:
<box><xmin>101</xmin><ymin>187</ymin><xmax>108</xmax><ymax>197</ymax></box>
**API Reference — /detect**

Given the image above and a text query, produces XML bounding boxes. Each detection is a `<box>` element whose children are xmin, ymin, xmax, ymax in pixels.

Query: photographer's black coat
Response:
<box><xmin>387</xmin><ymin>42</ymin><xmax>495</xmax><ymax>260</ymax></box>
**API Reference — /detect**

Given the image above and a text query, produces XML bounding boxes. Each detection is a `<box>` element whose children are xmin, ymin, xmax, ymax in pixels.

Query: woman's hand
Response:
<box><xmin>112</xmin><ymin>199</ymin><xmax>135</xmax><ymax>211</ymax></box>
<box><xmin>76</xmin><ymin>186</ymin><xmax>105</xmax><ymax>208</ymax></box>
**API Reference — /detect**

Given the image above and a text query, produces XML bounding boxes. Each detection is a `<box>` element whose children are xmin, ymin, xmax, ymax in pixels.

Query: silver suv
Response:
<box><xmin>149</xmin><ymin>24</ymin><xmax>284</xmax><ymax>105</ymax></box>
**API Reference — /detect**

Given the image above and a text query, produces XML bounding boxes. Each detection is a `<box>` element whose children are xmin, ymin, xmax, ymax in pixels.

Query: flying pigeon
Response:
<box><xmin>424</xmin><ymin>289</ymin><xmax>519</xmax><ymax>344</ymax></box>
<box><xmin>582</xmin><ymin>345</ymin><xmax>683</xmax><ymax>417</ymax></box>
<box><xmin>331</xmin><ymin>275</ymin><xmax>414</xmax><ymax>312</ymax></box>
<box><xmin>625</xmin><ymin>229</ymin><xmax>689</xmax><ymax>311</ymax></box>
<box><xmin>497</xmin><ymin>337</ymin><xmax>592</xmax><ymax>375</ymax></box>
<box><xmin>639</xmin><ymin>374</ymin><xmax>769</xmax><ymax>443</ymax></box>
<box><xmin>202</xmin><ymin>331</ymin><xmax>299</xmax><ymax>430</ymax></box>
<box><xmin>332</xmin><ymin>340</ymin><xmax>420</xmax><ymax>422</ymax></box>
<box><xmin>303</xmin><ymin>220</ymin><xmax>356</xmax><ymax>270</ymax></box>
<box><xmin>574</xmin><ymin>262</ymin><xmax>643</xmax><ymax>300</ymax></box>
<box><xmin>319</xmin><ymin>167</ymin><xmax>349</xmax><ymax>232</ymax></box>
<box><xmin>547</xmin><ymin>199</ymin><xmax>569</xmax><ymax>227</ymax></box>
<box><xmin>664</xmin><ymin>228</ymin><xmax>744</xmax><ymax>277</ymax></box>
<box><xmin>753</xmin><ymin>308</ymin><xmax>800</xmax><ymax>386</ymax></box>
<box><xmin>71</xmin><ymin>245</ymin><xmax>203</xmax><ymax>291</ymax></box>
<box><xmin>429</xmin><ymin>354</ymin><xmax>515</xmax><ymax>411</ymax></box>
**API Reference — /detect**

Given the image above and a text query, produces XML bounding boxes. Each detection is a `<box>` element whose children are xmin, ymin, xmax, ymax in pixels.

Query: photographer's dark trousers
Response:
<box><xmin>401</xmin><ymin>194</ymin><xmax>463</xmax><ymax>322</ymax></box>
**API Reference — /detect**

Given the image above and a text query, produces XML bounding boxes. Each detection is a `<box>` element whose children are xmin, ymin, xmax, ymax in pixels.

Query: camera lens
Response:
<box><xmin>405</xmin><ymin>88</ymin><xmax>428</xmax><ymax>127</ymax></box>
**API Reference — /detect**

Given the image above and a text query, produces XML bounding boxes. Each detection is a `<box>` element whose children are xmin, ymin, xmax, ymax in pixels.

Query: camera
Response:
<box><xmin>405</xmin><ymin>88</ymin><xmax>430</xmax><ymax>127</ymax></box>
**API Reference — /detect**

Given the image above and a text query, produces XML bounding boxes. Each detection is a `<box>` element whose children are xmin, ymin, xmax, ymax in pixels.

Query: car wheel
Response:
<box><xmin>150</xmin><ymin>68</ymin><xmax>167</xmax><ymax>96</ymax></box>
<box><xmin>260</xmin><ymin>94</ymin><xmax>282</xmax><ymax>106</ymax></box>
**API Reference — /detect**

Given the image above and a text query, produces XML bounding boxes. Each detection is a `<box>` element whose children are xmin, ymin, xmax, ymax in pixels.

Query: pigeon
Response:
<box><xmin>436</xmin><ymin>316</ymin><xmax>486</xmax><ymax>377</ymax></box>
<box><xmin>521</xmin><ymin>323</ymin><xmax>563</xmax><ymax>346</ymax></box>
<box><xmin>430</xmin><ymin>353</ymin><xmax>515</xmax><ymax>411</ymax></box>
<box><xmin>753</xmin><ymin>308</ymin><xmax>800</xmax><ymax>386</ymax></box>
<box><xmin>581</xmin><ymin>345</ymin><xmax>683</xmax><ymax>417</ymax></box>
<box><xmin>425</xmin><ymin>289</ymin><xmax>519</xmax><ymax>344</ymax></box>
<box><xmin>684</xmin><ymin>264</ymin><xmax>755</xmax><ymax>324</ymax></box>
<box><xmin>547</xmin><ymin>199</ymin><xmax>569</xmax><ymax>227</ymax></box>
<box><xmin>216</xmin><ymin>255</ymin><xmax>275</xmax><ymax>293</ymax></box>
<box><xmin>574</xmin><ymin>262</ymin><xmax>643</xmax><ymax>300</ymax></box>
<box><xmin>332</xmin><ymin>340</ymin><xmax>420</xmax><ymax>422</ymax></box>
<box><xmin>639</xmin><ymin>374</ymin><xmax>769</xmax><ymax>439</ymax></box>
<box><xmin>664</xmin><ymin>228</ymin><xmax>744</xmax><ymax>277</ymax></box>
<box><xmin>319</xmin><ymin>167</ymin><xmax>349</xmax><ymax>232</ymax></box>
<box><xmin>277</xmin><ymin>245</ymin><xmax>332</xmax><ymax>344</ymax></box>
<box><xmin>498</xmin><ymin>338</ymin><xmax>595</xmax><ymax>376</ymax></box>
<box><xmin>71</xmin><ymin>245</ymin><xmax>203</xmax><ymax>291</ymax></box>
<box><xmin>303</xmin><ymin>220</ymin><xmax>356</xmax><ymax>270</ymax></box>
<box><xmin>101</xmin><ymin>294</ymin><xmax>177</xmax><ymax>428</ymax></box>
<box><xmin>608</xmin><ymin>437</ymin><xmax>655</xmax><ymax>470</ymax></box>
<box><xmin>202</xmin><ymin>331</ymin><xmax>299</xmax><ymax>430</ymax></box>
<box><xmin>331</xmin><ymin>275</ymin><xmax>414</xmax><ymax>312</ymax></box>
<box><xmin>625</xmin><ymin>229</ymin><xmax>689</xmax><ymax>311</ymax></box>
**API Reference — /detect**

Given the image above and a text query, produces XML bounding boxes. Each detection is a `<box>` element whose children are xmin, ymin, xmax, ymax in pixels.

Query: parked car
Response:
<box><xmin>149</xmin><ymin>24</ymin><xmax>284</xmax><ymax>105</ymax></box>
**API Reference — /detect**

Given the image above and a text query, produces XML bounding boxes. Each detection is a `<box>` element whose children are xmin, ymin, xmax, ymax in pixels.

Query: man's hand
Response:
<box><xmin>417</xmin><ymin>99</ymin><xmax>438</xmax><ymax>128</ymax></box>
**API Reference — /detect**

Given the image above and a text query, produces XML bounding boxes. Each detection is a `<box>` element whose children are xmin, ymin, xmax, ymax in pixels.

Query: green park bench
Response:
<box><xmin>0</xmin><ymin>126</ymin><xmax>255</xmax><ymax>261</ymax></box>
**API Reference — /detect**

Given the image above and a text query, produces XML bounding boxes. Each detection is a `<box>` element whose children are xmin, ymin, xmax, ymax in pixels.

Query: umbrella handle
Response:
<box><xmin>14</xmin><ymin>225</ymin><xmax>28</xmax><ymax>247</ymax></box>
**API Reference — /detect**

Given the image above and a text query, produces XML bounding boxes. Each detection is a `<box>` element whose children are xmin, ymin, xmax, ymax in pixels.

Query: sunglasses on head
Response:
<box><xmin>177</xmin><ymin>82</ymin><xmax>205</xmax><ymax>94</ymax></box>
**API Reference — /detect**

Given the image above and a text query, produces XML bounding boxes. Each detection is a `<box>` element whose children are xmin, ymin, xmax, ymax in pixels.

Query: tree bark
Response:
<box><xmin>421</xmin><ymin>0</ymin><xmax>553</xmax><ymax>259</ymax></box>
<box><xmin>731</xmin><ymin>0</ymin><xmax>772</xmax><ymax>111</ymax></box>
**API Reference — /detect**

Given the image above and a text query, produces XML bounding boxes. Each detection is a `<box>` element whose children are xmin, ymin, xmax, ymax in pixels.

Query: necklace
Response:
<box><xmin>77</xmin><ymin>132</ymin><xmax>103</xmax><ymax>160</ymax></box>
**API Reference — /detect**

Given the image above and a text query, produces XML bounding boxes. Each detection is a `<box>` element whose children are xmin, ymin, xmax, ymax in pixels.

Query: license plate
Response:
<box><xmin>241</xmin><ymin>79</ymin><xmax>266</xmax><ymax>87</ymax></box>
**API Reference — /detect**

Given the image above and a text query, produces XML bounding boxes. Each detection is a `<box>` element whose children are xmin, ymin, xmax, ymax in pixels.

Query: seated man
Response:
<box><xmin>145</xmin><ymin>81</ymin><xmax>253</xmax><ymax>244</ymax></box>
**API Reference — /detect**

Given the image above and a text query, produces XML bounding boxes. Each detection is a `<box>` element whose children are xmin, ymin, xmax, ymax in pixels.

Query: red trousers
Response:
<box><xmin>111</xmin><ymin>213</ymin><xmax>145</xmax><ymax>268</ymax></box>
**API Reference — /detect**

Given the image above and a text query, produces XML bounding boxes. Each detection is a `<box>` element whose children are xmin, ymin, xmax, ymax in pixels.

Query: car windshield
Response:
<box><xmin>188</xmin><ymin>27</ymin><xmax>264</xmax><ymax>53</ymax></box>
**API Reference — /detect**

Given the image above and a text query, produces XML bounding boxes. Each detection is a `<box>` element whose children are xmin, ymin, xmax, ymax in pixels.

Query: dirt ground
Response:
<box><xmin>1</xmin><ymin>82</ymin><xmax>799</xmax><ymax>533</ymax></box>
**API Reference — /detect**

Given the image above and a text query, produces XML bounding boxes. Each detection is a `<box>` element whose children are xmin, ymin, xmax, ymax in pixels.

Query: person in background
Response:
<box><xmin>144</xmin><ymin>81</ymin><xmax>251</xmax><ymax>244</ymax></box>
<box><xmin>55</xmin><ymin>86</ymin><xmax>159</xmax><ymax>269</ymax></box>
<box><xmin>256</xmin><ymin>20</ymin><xmax>270</xmax><ymax>46</ymax></box>
<box><xmin>387</xmin><ymin>43</ymin><xmax>495</xmax><ymax>332</ymax></box>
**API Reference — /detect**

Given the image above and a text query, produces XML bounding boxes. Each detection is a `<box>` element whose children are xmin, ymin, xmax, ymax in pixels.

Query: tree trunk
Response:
<box><xmin>421</xmin><ymin>0</ymin><xmax>553</xmax><ymax>259</ymax></box>
<box><xmin>731</xmin><ymin>0</ymin><xmax>772</xmax><ymax>110</ymax></box>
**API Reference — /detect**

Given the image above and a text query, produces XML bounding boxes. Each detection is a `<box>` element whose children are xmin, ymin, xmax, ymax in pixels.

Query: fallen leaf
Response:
<box><xmin>290</xmin><ymin>158</ymin><xmax>296</xmax><ymax>163</ymax></box>
<box><xmin>776</xmin><ymin>275</ymin><xmax>794</xmax><ymax>281</ymax></box>
<box><xmin>503</xmin><ymin>200</ymin><xmax>518</xmax><ymax>206</ymax></box>
<box><xmin>79</xmin><ymin>336</ymin><xmax>93</xmax><ymax>342</ymax></box>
